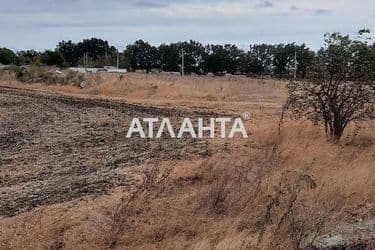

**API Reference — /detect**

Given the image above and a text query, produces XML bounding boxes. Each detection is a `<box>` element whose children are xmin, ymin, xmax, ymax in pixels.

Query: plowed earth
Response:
<box><xmin>0</xmin><ymin>86</ymin><xmax>216</xmax><ymax>217</ymax></box>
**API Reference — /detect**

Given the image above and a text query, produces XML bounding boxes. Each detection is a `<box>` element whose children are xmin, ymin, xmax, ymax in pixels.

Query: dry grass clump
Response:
<box><xmin>81</xmin><ymin>73</ymin><xmax>286</xmax><ymax>106</ymax></box>
<box><xmin>86</xmin><ymin>165</ymin><xmax>174</xmax><ymax>249</ymax></box>
<box><xmin>1</xmin><ymin>65</ymin><xmax>85</xmax><ymax>85</ymax></box>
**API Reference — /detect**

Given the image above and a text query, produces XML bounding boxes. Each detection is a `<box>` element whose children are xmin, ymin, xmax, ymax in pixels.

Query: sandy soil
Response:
<box><xmin>0</xmin><ymin>73</ymin><xmax>374</xmax><ymax>249</ymax></box>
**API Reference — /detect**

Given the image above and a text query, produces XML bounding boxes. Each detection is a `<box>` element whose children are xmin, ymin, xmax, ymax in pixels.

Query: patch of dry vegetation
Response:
<box><xmin>0</xmin><ymin>72</ymin><xmax>286</xmax><ymax>115</ymax></box>
<box><xmin>0</xmin><ymin>73</ymin><xmax>373</xmax><ymax>249</ymax></box>
<box><xmin>0</xmin><ymin>66</ymin><xmax>85</xmax><ymax>86</ymax></box>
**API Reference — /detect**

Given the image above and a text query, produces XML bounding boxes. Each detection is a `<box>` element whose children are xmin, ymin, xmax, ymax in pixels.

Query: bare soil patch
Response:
<box><xmin>0</xmin><ymin>86</ymin><xmax>215</xmax><ymax>217</ymax></box>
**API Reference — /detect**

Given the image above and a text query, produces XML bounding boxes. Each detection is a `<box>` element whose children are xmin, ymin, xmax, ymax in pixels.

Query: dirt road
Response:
<box><xmin>0</xmin><ymin>86</ymin><xmax>215</xmax><ymax>217</ymax></box>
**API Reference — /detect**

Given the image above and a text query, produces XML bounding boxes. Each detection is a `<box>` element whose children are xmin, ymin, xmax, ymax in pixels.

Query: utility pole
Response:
<box><xmin>85</xmin><ymin>52</ymin><xmax>89</xmax><ymax>69</ymax></box>
<box><xmin>116</xmin><ymin>50</ymin><xmax>120</xmax><ymax>69</ymax></box>
<box><xmin>181</xmin><ymin>49</ymin><xmax>184</xmax><ymax>76</ymax></box>
<box><xmin>294</xmin><ymin>49</ymin><xmax>297</xmax><ymax>79</ymax></box>
<box><xmin>84</xmin><ymin>52</ymin><xmax>87</xmax><ymax>69</ymax></box>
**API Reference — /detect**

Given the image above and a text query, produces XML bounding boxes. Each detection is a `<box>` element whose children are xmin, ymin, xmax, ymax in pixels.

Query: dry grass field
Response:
<box><xmin>0</xmin><ymin>72</ymin><xmax>374</xmax><ymax>249</ymax></box>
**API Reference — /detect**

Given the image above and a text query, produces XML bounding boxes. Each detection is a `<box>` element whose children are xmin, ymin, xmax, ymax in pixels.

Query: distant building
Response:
<box><xmin>150</xmin><ymin>68</ymin><xmax>161</xmax><ymax>74</ymax></box>
<box><xmin>70</xmin><ymin>67</ymin><xmax>127</xmax><ymax>73</ymax></box>
<box><xmin>70</xmin><ymin>67</ymin><xmax>87</xmax><ymax>73</ymax></box>
<box><xmin>135</xmin><ymin>69</ymin><xmax>147</xmax><ymax>74</ymax></box>
<box><xmin>103</xmin><ymin>66</ymin><xmax>117</xmax><ymax>70</ymax></box>
<box><xmin>103</xmin><ymin>66</ymin><xmax>127</xmax><ymax>72</ymax></box>
<box><xmin>106</xmin><ymin>68</ymin><xmax>127</xmax><ymax>73</ymax></box>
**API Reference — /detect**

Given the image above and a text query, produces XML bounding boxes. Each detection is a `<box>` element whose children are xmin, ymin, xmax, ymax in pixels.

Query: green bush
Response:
<box><xmin>0</xmin><ymin>48</ymin><xmax>17</xmax><ymax>65</ymax></box>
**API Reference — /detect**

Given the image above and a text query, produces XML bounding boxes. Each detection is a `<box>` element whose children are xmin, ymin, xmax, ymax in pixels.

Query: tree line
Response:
<box><xmin>0</xmin><ymin>30</ymin><xmax>373</xmax><ymax>140</ymax></box>
<box><xmin>1</xmin><ymin>38</ymin><xmax>316</xmax><ymax>78</ymax></box>
<box><xmin>0</xmin><ymin>30</ymin><xmax>373</xmax><ymax>80</ymax></box>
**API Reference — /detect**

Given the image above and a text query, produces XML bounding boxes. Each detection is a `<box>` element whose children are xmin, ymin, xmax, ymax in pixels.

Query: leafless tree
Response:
<box><xmin>287</xmin><ymin>32</ymin><xmax>375</xmax><ymax>141</ymax></box>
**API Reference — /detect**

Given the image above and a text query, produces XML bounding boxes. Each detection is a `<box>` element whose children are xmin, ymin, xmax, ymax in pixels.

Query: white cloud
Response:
<box><xmin>0</xmin><ymin>0</ymin><xmax>374</xmax><ymax>51</ymax></box>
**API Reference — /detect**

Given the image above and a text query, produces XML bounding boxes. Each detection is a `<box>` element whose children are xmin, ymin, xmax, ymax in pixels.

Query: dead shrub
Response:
<box><xmin>3</xmin><ymin>66</ymin><xmax>84</xmax><ymax>85</ymax></box>
<box><xmin>88</xmin><ymin>165</ymin><xmax>173</xmax><ymax>249</ymax></box>
<box><xmin>252</xmin><ymin>170</ymin><xmax>325</xmax><ymax>249</ymax></box>
<box><xmin>204</xmin><ymin>174</ymin><xmax>233</xmax><ymax>215</ymax></box>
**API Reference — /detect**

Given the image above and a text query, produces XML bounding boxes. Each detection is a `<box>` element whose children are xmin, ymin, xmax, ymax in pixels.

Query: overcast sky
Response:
<box><xmin>0</xmin><ymin>0</ymin><xmax>374</xmax><ymax>51</ymax></box>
